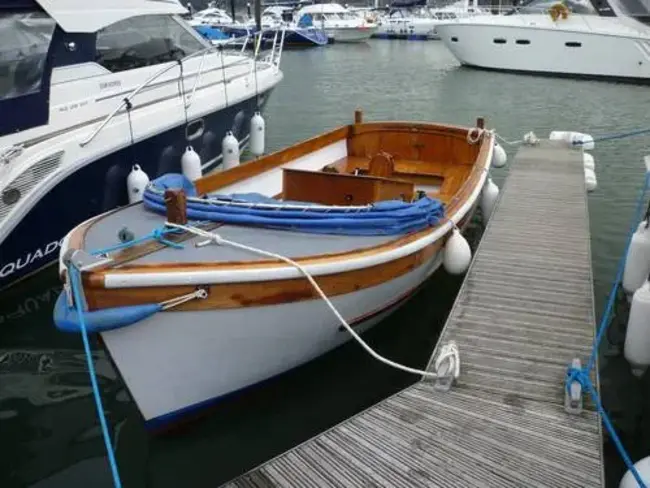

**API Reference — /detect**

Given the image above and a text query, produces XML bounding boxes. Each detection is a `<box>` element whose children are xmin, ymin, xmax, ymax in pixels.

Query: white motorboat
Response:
<box><xmin>0</xmin><ymin>0</ymin><xmax>284</xmax><ymax>291</ymax></box>
<box><xmin>187</xmin><ymin>6</ymin><xmax>237</xmax><ymax>27</ymax></box>
<box><xmin>374</xmin><ymin>0</ymin><xmax>442</xmax><ymax>40</ymax></box>
<box><xmin>436</xmin><ymin>0</ymin><xmax>650</xmax><ymax>82</ymax></box>
<box><xmin>295</xmin><ymin>3</ymin><xmax>377</xmax><ymax>42</ymax></box>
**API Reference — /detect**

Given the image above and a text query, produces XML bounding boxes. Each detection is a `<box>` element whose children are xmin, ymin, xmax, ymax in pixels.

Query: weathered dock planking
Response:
<box><xmin>224</xmin><ymin>141</ymin><xmax>603</xmax><ymax>488</ymax></box>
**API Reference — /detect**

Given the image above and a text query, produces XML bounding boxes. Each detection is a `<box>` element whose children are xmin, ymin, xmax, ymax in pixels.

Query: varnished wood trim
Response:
<box><xmin>83</xmin><ymin>132</ymin><xmax>492</xmax><ymax>286</ymax></box>
<box><xmin>445</xmin><ymin>132</ymin><xmax>492</xmax><ymax>216</ymax></box>
<box><xmin>89</xmin><ymin>222</ymin><xmax>225</xmax><ymax>273</ymax></box>
<box><xmin>60</xmin><ymin>205</ymin><xmax>134</xmax><ymax>280</ymax></box>
<box><xmin>349</xmin><ymin>121</ymin><xmax>475</xmax><ymax>137</ymax></box>
<box><xmin>194</xmin><ymin>126</ymin><xmax>351</xmax><ymax>195</ymax></box>
<box><xmin>84</xmin><ymin>239</ymin><xmax>445</xmax><ymax>311</ymax></box>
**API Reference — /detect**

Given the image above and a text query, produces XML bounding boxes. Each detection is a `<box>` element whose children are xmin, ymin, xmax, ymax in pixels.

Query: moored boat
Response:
<box><xmin>295</xmin><ymin>3</ymin><xmax>377</xmax><ymax>42</ymax></box>
<box><xmin>53</xmin><ymin>112</ymin><xmax>494</xmax><ymax>429</ymax></box>
<box><xmin>0</xmin><ymin>0</ymin><xmax>284</xmax><ymax>292</ymax></box>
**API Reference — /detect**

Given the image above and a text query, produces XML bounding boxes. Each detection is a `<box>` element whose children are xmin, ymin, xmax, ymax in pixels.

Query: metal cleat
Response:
<box><xmin>433</xmin><ymin>341</ymin><xmax>460</xmax><ymax>392</ymax></box>
<box><xmin>565</xmin><ymin>357</ymin><xmax>583</xmax><ymax>415</ymax></box>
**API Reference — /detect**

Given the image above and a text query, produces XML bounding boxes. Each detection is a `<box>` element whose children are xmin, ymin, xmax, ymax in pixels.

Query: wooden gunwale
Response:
<box><xmin>68</xmin><ymin>122</ymin><xmax>491</xmax><ymax>299</ymax></box>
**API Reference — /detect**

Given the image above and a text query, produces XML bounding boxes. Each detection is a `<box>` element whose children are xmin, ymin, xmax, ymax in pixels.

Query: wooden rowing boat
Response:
<box><xmin>53</xmin><ymin>111</ymin><xmax>494</xmax><ymax>428</ymax></box>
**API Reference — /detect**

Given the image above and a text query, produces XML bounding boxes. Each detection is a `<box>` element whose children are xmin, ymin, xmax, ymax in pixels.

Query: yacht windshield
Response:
<box><xmin>517</xmin><ymin>0</ymin><xmax>598</xmax><ymax>13</ymax></box>
<box><xmin>0</xmin><ymin>11</ymin><xmax>55</xmax><ymax>100</ymax></box>
<box><xmin>615</xmin><ymin>0</ymin><xmax>650</xmax><ymax>20</ymax></box>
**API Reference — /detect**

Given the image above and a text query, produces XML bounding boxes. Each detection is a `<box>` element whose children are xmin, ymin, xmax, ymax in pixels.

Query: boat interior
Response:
<box><xmin>194</xmin><ymin>114</ymin><xmax>489</xmax><ymax>207</ymax></box>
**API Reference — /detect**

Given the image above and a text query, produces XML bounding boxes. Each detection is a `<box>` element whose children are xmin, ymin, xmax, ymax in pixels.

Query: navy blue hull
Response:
<box><xmin>0</xmin><ymin>92</ymin><xmax>273</xmax><ymax>291</ymax></box>
<box><xmin>282</xmin><ymin>28</ymin><xmax>328</xmax><ymax>47</ymax></box>
<box><xmin>220</xmin><ymin>27</ymin><xmax>328</xmax><ymax>48</ymax></box>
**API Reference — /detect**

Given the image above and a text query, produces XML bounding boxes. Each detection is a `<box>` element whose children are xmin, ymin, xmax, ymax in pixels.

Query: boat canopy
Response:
<box><xmin>34</xmin><ymin>0</ymin><xmax>187</xmax><ymax>33</ymax></box>
<box><xmin>615</xmin><ymin>0</ymin><xmax>650</xmax><ymax>20</ymax></box>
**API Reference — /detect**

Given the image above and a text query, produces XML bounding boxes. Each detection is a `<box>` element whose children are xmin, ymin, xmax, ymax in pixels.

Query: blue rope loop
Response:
<box><xmin>91</xmin><ymin>225</ymin><xmax>185</xmax><ymax>256</ymax></box>
<box><xmin>151</xmin><ymin>228</ymin><xmax>184</xmax><ymax>249</ymax></box>
<box><xmin>67</xmin><ymin>263</ymin><xmax>122</xmax><ymax>488</ymax></box>
<box><xmin>572</xmin><ymin>127</ymin><xmax>650</xmax><ymax>145</ymax></box>
<box><xmin>565</xmin><ymin>170</ymin><xmax>650</xmax><ymax>487</ymax></box>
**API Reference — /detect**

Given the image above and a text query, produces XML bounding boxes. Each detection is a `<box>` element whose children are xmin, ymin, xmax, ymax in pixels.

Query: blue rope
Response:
<box><xmin>68</xmin><ymin>264</ymin><xmax>122</xmax><ymax>488</ymax></box>
<box><xmin>91</xmin><ymin>225</ymin><xmax>184</xmax><ymax>256</ymax></box>
<box><xmin>566</xmin><ymin>367</ymin><xmax>646</xmax><ymax>488</ymax></box>
<box><xmin>573</xmin><ymin>127</ymin><xmax>650</xmax><ymax>145</ymax></box>
<box><xmin>587</xmin><ymin>171</ymin><xmax>650</xmax><ymax>371</ymax></box>
<box><xmin>565</xmin><ymin>171</ymin><xmax>650</xmax><ymax>487</ymax></box>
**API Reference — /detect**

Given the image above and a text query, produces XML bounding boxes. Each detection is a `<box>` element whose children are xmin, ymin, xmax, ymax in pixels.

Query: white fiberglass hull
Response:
<box><xmin>375</xmin><ymin>19</ymin><xmax>439</xmax><ymax>40</ymax></box>
<box><xmin>327</xmin><ymin>26</ymin><xmax>376</xmax><ymax>42</ymax></box>
<box><xmin>100</xmin><ymin>253</ymin><xmax>443</xmax><ymax>428</ymax></box>
<box><xmin>437</xmin><ymin>15</ymin><xmax>650</xmax><ymax>81</ymax></box>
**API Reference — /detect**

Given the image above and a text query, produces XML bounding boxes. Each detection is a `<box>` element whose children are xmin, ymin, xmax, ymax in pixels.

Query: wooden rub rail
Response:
<box><xmin>223</xmin><ymin>141</ymin><xmax>604</xmax><ymax>488</ymax></box>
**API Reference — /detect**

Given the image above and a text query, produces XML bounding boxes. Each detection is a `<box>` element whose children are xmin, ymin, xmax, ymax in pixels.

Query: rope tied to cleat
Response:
<box><xmin>164</xmin><ymin>221</ymin><xmax>462</xmax><ymax>384</ymax></box>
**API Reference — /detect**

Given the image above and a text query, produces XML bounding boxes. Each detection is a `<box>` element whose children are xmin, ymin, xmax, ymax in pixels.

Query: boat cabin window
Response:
<box><xmin>96</xmin><ymin>15</ymin><xmax>206</xmax><ymax>73</ymax></box>
<box><xmin>617</xmin><ymin>0</ymin><xmax>650</xmax><ymax>25</ymax></box>
<box><xmin>0</xmin><ymin>11</ymin><xmax>55</xmax><ymax>101</ymax></box>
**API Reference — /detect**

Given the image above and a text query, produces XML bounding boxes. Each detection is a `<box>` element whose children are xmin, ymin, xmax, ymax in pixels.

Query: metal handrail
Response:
<box><xmin>79</xmin><ymin>36</ymin><xmax>259</xmax><ymax>148</ymax></box>
<box><xmin>275</xmin><ymin>28</ymin><xmax>286</xmax><ymax>70</ymax></box>
<box><xmin>185</xmin><ymin>49</ymin><xmax>208</xmax><ymax>108</ymax></box>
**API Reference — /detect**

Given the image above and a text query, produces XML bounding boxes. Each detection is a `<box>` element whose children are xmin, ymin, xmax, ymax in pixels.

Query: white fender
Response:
<box><xmin>583</xmin><ymin>152</ymin><xmax>595</xmax><ymax>171</ymax></box>
<box><xmin>222</xmin><ymin>131</ymin><xmax>240</xmax><ymax>170</ymax></box>
<box><xmin>584</xmin><ymin>168</ymin><xmax>597</xmax><ymax>192</ymax></box>
<box><xmin>570</xmin><ymin>132</ymin><xmax>595</xmax><ymax>151</ymax></box>
<box><xmin>620</xmin><ymin>456</ymin><xmax>650</xmax><ymax>488</ymax></box>
<box><xmin>549</xmin><ymin>130</ymin><xmax>595</xmax><ymax>150</ymax></box>
<box><xmin>249</xmin><ymin>111</ymin><xmax>266</xmax><ymax>157</ymax></box>
<box><xmin>492</xmin><ymin>142</ymin><xmax>507</xmax><ymax>168</ymax></box>
<box><xmin>181</xmin><ymin>146</ymin><xmax>202</xmax><ymax>182</ymax></box>
<box><xmin>480</xmin><ymin>178</ymin><xmax>499</xmax><ymax>222</ymax></box>
<box><xmin>623</xmin><ymin>221</ymin><xmax>650</xmax><ymax>294</ymax></box>
<box><xmin>126</xmin><ymin>164</ymin><xmax>150</xmax><ymax>204</ymax></box>
<box><xmin>443</xmin><ymin>228</ymin><xmax>471</xmax><ymax>275</ymax></box>
<box><xmin>624</xmin><ymin>281</ymin><xmax>650</xmax><ymax>377</ymax></box>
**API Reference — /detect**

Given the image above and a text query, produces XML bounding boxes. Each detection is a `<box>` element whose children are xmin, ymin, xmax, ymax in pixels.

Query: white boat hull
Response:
<box><xmin>375</xmin><ymin>19</ymin><xmax>439</xmax><ymax>40</ymax></box>
<box><xmin>327</xmin><ymin>26</ymin><xmax>376</xmax><ymax>42</ymax></box>
<box><xmin>100</xmin><ymin>251</ymin><xmax>443</xmax><ymax>428</ymax></box>
<box><xmin>436</xmin><ymin>15</ymin><xmax>650</xmax><ymax>81</ymax></box>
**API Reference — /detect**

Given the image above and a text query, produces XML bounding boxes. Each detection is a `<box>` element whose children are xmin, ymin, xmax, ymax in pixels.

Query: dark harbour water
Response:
<box><xmin>2</xmin><ymin>40</ymin><xmax>650</xmax><ymax>487</ymax></box>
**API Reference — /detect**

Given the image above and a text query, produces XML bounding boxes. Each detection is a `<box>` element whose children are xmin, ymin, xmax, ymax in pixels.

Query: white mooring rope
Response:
<box><xmin>164</xmin><ymin>222</ymin><xmax>460</xmax><ymax>382</ymax></box>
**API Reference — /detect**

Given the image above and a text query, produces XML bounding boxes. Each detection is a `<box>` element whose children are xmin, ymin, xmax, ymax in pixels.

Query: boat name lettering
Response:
<box><xmin>0</xmin><ymin>239</ymin><xmax>64</xmax><ymax>279</ymax></box>
<box><xmin>58</xmin><ymin>100</ymin><xmax>89</xmax><ymax>113</ymax></box>
<box><xmin>99</xmin><ymin>80</ymin><xmax>122</xmax><ymax>90</ymax></box>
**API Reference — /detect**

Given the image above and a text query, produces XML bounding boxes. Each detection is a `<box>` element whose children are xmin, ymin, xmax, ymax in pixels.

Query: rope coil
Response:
<box><xmin>466</xmin><ymin>127</ymin><xmax>484</xmax><ymax>145</ymax></box>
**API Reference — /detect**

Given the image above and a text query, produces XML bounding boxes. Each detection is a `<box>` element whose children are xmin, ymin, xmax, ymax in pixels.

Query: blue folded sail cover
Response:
<box><xmin>53</xmin><ymin>292</ymin><xmax>161</xmax><ymax>333</ymax></box>
<box><xmin>143</xmin><ymin>173</ymin><xmax>445</xmax><ymax>236</ymax></box>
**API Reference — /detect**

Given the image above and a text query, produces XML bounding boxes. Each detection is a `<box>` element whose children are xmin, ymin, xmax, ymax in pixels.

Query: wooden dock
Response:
<box><xmin>224</xmin><ymin>141</ymin><xmax>604</xmax><ymax>488</ymax></box>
